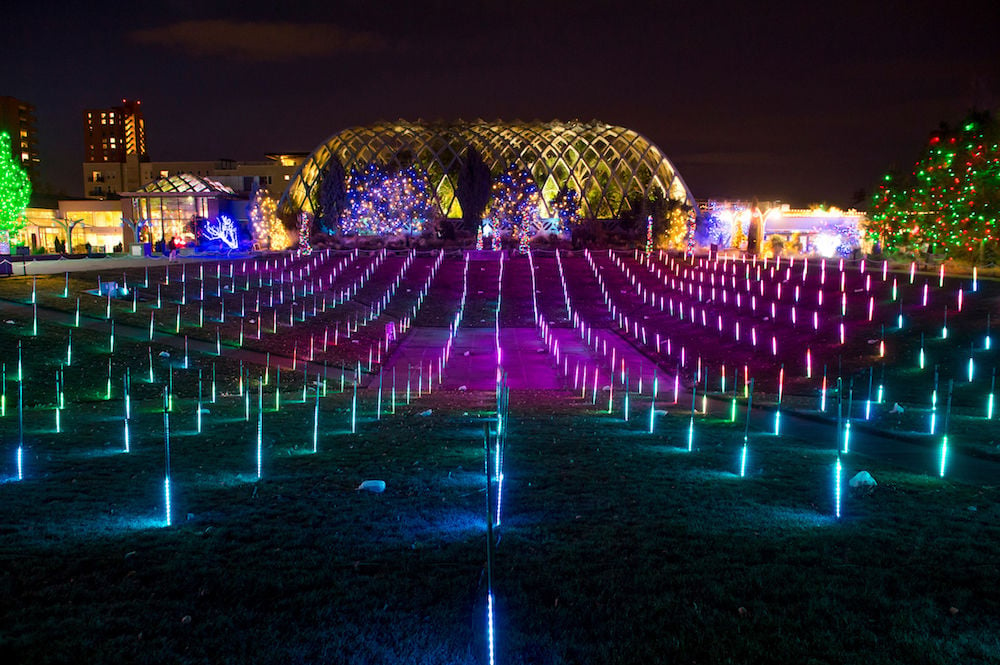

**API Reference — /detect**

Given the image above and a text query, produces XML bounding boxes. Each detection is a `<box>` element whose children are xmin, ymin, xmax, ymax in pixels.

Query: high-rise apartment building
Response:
<box><xmin>0</xmin><ymin>96</ymin><xmax>41</xmax><ymax>181</ymax></box>
<box><xmin>83</xmin><ymin>99</ymin><xmax>149</xmax><ymax>197</ymax></box>
<box><xmin>83</xmin><ymin>99</ymin><xmax>147</xmax><ymax>163</ymax></box>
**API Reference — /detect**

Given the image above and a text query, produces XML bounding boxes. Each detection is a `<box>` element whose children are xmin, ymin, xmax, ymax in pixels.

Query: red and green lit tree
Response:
<box><xmin>0</xmin><ymin>131</ymin><xmax>32</xmax><ymax>247</ymax></box>
<box><xmin>870</xmin><ymin>112</ymin><xmax>1000</xmax><ymax>261</ymax></box>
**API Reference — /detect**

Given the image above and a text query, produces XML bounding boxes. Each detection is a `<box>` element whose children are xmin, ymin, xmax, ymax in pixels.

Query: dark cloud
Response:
<box><xmin>130</xmin><ymin>20</ymin><xmax>387</xmax><ymax>61</ymax></box>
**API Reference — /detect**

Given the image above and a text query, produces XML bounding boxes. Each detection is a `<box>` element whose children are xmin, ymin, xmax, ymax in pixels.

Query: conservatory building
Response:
<box><xmin>280</xmin><ymin>119</ymin><xmax>695</xmax><ymax>223</ymax></box>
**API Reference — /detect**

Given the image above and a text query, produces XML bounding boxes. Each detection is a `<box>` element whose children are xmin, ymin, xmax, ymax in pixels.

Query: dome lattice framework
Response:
<box><xmin>281</xmin><ymin>120</ymin><xmax>694</xmax><ymax>221</ymax></box>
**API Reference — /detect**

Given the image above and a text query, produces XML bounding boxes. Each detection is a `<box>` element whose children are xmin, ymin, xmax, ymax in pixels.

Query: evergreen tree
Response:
<box><xmin>318</xmin><ymin>157</ymin><xmax>347</xmax><ymax>234</ymax></box>
<box><xmin>0</xmin><ymin>131</ymin><xmax>31</xmax><ymax>248</ymax></box>
<box><xmin>455</xmin><ymin>147</ymin><xmax>492</xmax><ymax>231</ymax></box>
<box><xmin>870</xmin><ymin>111</ymin><xmax>1000</xmax><ymax>262</ymax></box>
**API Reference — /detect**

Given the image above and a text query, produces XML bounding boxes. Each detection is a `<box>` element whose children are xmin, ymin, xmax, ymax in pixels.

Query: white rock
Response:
<box><xmin>849</xmin><ymin>471</ymin><xmax>877</xmax><ymax>489</ymax></box>
<box><xmin>418</xmin><ymin>409</ymin><xmax>432</xmax><ymax>417</ymax></box>
<box><xmin>159</xmin><ymin>351</ymin><xmax>171</xmax><ymax>358</ymax></box>
<box><xmin>890</xmin><ymin>402</ymin><xmax>904</xmax><ymax>413</ymax></box>
<box><xmin>458</xmin><ymin>385</ymin><xmax>467</xmax><ymax>391</ymax></box>
<box><xmin>463</xmin><ymin>351</ymin><xmax>471</xmax><ymax>357</ymax></box>
<box><xmin>357</xmin><ymin>480</ymin><xmax>386</xmax><ymax>493</ymax></box>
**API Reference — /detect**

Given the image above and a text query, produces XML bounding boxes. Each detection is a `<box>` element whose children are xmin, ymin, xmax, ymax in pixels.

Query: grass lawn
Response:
<box><xmin>0</xmin><ymin>252</ymin><xmax>997</xmax><ymax>663</ymax></box>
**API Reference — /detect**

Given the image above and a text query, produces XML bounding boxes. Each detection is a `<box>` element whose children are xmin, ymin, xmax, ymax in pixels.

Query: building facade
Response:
<box><xmin>84</xmin><ymin>154</ymin><xmax>305</xmax><ymax>200</ymax></box>
<box><xmin>0</xmin><ymin>96</ymin><xmax>40</xmax><ymax>182</ymax></box>
<box><xmin>82</xmin><ymin>99</ymin><xmax>148</xmax><ymax>197</ymax></box>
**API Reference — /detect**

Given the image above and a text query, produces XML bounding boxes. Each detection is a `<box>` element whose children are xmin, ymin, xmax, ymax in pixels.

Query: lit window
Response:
<box><xmin>284</xmin><ymin>174</ymin><xmax>290</xmax><ymax>180</ymax></box>
<box><xmin>160</xmin><ymin>170</ymin><xmax>169</xmax><ymax>178</ymax></box>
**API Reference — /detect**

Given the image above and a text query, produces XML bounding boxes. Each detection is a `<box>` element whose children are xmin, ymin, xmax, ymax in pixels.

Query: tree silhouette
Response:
<box><xmin>318</xmin><ymin>156</ymin><xmax>347</xmax><ymax>234</ymax></box>
<box><xmin>455</xmin><ymin>147</ymin><xmax>492</xmax><ymax>231</ymax></box>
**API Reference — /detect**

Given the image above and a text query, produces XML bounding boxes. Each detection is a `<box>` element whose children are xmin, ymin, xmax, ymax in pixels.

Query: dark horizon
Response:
<box><xmin>4</xmin><ymin>0</ymin><xmax>997</xmax><ymax>207</ymax></box>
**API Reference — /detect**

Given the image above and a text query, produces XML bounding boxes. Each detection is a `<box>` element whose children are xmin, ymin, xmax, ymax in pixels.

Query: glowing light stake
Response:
<box><xmin>865</xmin><ymin>366</ymin><xmax>874</xmax><ymax>420</ymax></box>
<box><xmin>75</xmin><ymin>297</ymin><xmax>80</xmax><ymax>327</ymax></box>
<box><xmin>986</xmin><ymin>314</ymin><xmax>992</xmax><ymax>351</ymax></box>
<box><xmin>922</xmin><ymin>281</ymin><xmax>929</xmax><ymax>307</ymax></box>
<box><xmin>843</xmin><ymin>379</ymin><xmax>854</xmax><ymax>454</ymax></box>
<box><xmin>740</xmin><ymin>378</ymin><xmax>753</xmax><ymax>477</ymax></box>
<box><xmin>939</xmin><ymin>264</ymin><xmax>945</xmax><ymax>288</ymax></box>
<box><xmin>942</xmin><ymin>307</ymin><xmax>948</xmax><ymax>339</ymax></box>
<box><xmin>774</xmin><ymin>365</ymin><xmax>784</xmax><ymax>435</ymax></box>
<box><xmin>968</xmin><ymin>343</ymin><xmax>975</xmax><ymax>383</ymax></box>
<box><xmin>834</xmin><ymin>456</ymin><xmax>843</xmax><ymax>519</ymax></box>
<box><xmin>257</xmin><ymin>380</ymin><xmax>263</xmax><ymax>479</ymax></box>
<box><xmin>919</xmin><ymin>334</ymin><xmax>925</xmax><ymax>370</ymax></box>
<box><xmin>988</xmin><ymin>367</ymin><xmax>996</xmax><ymax>420</ymax></box>
<box><xmin>730</xmin><ymin>368</ymin><xmax>738</xmax><ymax>422</ymax></box>
<box><xmin>148</xmin><ymin>346</ymin><xmax>154</xmax><ymax>383</ymax></box>
<box><xmin>623</xmin><ymin>373</ymin><xmax>630</xmax><ymax>422</ymax></box>
<box><xmin>930</xmin><ymin>365</ymin><xmax>939</xmax><ymax>435</ymax></box>
<box><xmin>313</xmin><ymin>384</ymin><xmax>320</xmax><ymax>453</ymax></box>
<box><xmin>687</xmin><ymin>381</ymin><xmax>696</xmax><ymax>451</ymax></box>
<box><xmin>163</xmin><ymin>387</ymin><xmax>172</xmax><ymax>526</ymax></box>
<box><xmin>939</xmin><ymin>379</ymin><xmax>953</xmax><ymax>478</ymax></box>
<box><xmin>16</xmin><ymin>370</ymin><xmax>23</xmax><ymax>480</ymax></box>
<box><xmin>351</xmin><ymin>370</ymin><xmax>358</xmax><ymax>434</ymax></box>
<box><xmin>649</xmin><ymin>376</ymin><xmax>656</xmax><ymax>434</ymax></box>
<box><xmin>820</xmin><ymin>365</ymin><xmax>828</xmax><ymax>412</ymax></box>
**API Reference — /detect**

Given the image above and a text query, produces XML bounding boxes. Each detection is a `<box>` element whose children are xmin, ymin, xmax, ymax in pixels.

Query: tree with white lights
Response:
<box><xmin>487</xmin><ymin>164</ymin><xmax>541</xmax><ymax>244</ymax></box>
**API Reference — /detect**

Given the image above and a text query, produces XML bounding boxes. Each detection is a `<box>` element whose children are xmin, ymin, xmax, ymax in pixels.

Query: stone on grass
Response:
<box><xmin>418</xmin><ymin>409</ymin><xmax>432</xmax><ymax>417</ymax></box>
<box><xmin>357</xmin><ymin>480</ymin><xmax>386</xmax><ymax>493</ymax></box>
<box><xmin>849</xmin><ymin>471</ymin><xmax>877</xmax><ymax>493</ymax></box>
<box><xmin>890</xmin><ymin>402</ymin><xmax>904</xmax><ymax>413</ymax></box>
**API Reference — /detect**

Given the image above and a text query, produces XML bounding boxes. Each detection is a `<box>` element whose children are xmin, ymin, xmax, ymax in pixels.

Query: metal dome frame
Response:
<box><xmin>280</xmin><ymin>119</ymin><xmax>695</xmax><ymax>221</ymax></box>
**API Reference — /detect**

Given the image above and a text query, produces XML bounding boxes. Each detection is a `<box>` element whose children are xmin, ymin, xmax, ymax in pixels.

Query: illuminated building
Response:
<box><xmin>83</xmin><ymin>99</ymin><xmax>148</xmax><ymax>197</ymax></box>
<box><xmin>0</xmin><ymin>96</ymin><xmax>40</xmax><ymax>182</ymax></box>
<box><xmin>281</xmin><ymin>120</ymin><xmax>695</xmax><ymax>222</ymax></box>
<box><xmin>120</xmin><ymin>173</ymin><xmax>238</xmax><ymax>247</ymax></box>
<box><xmin>698</xmin><ymin>199</ymin><xmax>867</xmax><ymax>257</ymax></box>
<box><xmin>84</xmin><ymin>153</ymin><xmax>305</xmax><ymax>201</ymax></box>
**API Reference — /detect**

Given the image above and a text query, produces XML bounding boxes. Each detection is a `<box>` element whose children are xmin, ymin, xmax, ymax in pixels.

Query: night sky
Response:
<box><xmin>5</xmin><ymin>0</ymin><xmax>997</xmax><ymax>206</ymax></box>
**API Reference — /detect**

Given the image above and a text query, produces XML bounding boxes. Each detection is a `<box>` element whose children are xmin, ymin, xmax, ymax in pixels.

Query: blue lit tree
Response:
<box><xmin>552</xmin><ymin>186</ymin><xmax>581</xmax><ymax>232</ymax></box>
<box><xmin>486</xmin><ymin>164</ymin><xmax>541</xmax><ymax>236</ymax></box>
<box><xmin>341</xmin><ymin>164</ymin><xmax>437</xmax><ymax>235</ymax></box>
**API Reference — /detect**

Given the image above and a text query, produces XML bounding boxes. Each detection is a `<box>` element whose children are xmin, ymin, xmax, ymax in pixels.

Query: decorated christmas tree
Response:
<box><xmin>248</xmin><ymin>187</ymin><xmax>289</xmax><ymax>250</ymax></box>
<box><xmin>487</xmin><ymin>164</ymin><xmax>540</xmax><ymax>249</ymax></box>
<box><xmin>0</xmin><ymin>131</ymin><xmax>31</xmax><ymax>252</ymax></box>
<box><xmin>870</xmin><ymin>111</ymin><xmax>999</xmax><ymax>261</ymax></box>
